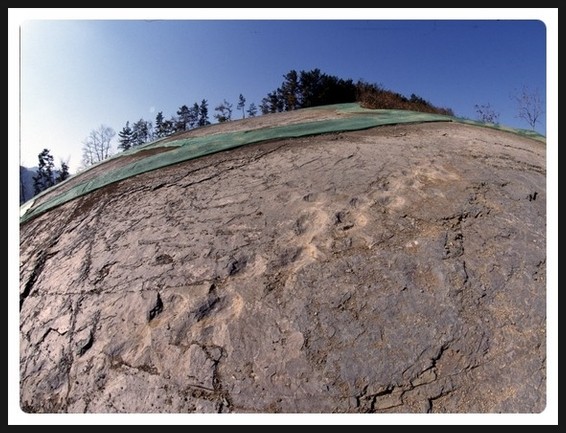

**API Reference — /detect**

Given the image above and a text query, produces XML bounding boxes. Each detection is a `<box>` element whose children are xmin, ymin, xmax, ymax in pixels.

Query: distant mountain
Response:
<box><xmin>19</xmin><ymin>165</ymin><xmax>67</xmax><ymax>205</ymax></box>
<box><xmin>19</xmin><ymin>166</ymin><xmax>37</xmax><ymax>205</ymax></box>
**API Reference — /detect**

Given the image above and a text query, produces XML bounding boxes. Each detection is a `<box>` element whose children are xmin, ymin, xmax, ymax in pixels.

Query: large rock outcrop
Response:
<box><xmin>19</xmin><ymin>112</ymin><xmax>546</xmax><ymax>413</ymax></box>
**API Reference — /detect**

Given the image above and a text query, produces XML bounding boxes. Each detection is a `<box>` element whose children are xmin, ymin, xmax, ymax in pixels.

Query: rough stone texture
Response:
<box><xmin>19</xmin><ymin>119</ymin><xmax>546</xmax><ymax>413</ymax></box>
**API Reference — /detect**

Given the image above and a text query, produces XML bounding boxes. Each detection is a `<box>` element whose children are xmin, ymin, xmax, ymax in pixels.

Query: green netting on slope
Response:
<box><xmin>337</xmin><ymin>103</ymin><xmax>547</xmax><ymax>141</ymax></box>
<box><xmin>21</xmin><ymin>108</ymin><xmax>455</xmax><ymax>224</ymax></box>
<box><xmin>452</xmin><ymin>118</ymin><xmax>546</xmax><ymax>142</ymax></box>
<box><xmin>340</xmin><ymin>105</ymin><xmax>546</xmax><ymax>141</ymax></box>
<box><xmin>21</xmin><ymin>104</ymin><xmax>542</xmax><ymax>224</ymax></box>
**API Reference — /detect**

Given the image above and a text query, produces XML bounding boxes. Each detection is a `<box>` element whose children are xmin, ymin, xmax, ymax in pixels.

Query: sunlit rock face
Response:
<box><xmin>20</xmin><ymin>118</ymin><xmax>546</xmax><ymax>413</ymax></box>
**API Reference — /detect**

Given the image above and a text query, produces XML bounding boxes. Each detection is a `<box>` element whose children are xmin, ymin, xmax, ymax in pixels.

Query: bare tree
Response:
<box><xmin>474</xmin><ymin>103</ymin><xmax>500</xmax><ymax>124</ymax></box>
<box><xmin>511</xmin><ymin>85</ymin><xmax>545</xmax><ymax>130</ymax></box>
<box><xmin>81</xmin><ymin>124</ymin><xmax>115</xmax><ymax>168</ymax></box>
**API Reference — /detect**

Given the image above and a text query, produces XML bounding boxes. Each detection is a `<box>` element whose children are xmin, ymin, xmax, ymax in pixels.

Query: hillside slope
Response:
<box><xmin>19</xmin><ymin>105</ymin><xmax>546</xmax><ymax>413</ymax></box>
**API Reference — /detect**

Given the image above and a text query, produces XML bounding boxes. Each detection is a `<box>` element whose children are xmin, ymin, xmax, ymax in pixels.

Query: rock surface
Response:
<box><xmin>19</xmin><ymin>117</ymin><xmax>546</xmax><ymax>413</ymax></box>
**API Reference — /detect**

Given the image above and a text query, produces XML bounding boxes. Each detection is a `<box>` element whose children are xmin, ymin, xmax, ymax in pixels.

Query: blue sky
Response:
<box><xmin>13</xmin><ymin>10</ymin><xmax>553</xmax><ymax>174</ymax></box>
<box><xmin>8</xmin><ymin>9</ymin><xmax>558</xmax><ymax>426</ymax></box>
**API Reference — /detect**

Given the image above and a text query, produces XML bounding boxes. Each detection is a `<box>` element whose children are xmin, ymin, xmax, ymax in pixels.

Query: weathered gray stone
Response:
<box><xmin>20</xmin><ymin>116</ymin><xmax>546</xmax><ymax>413</ymax></box>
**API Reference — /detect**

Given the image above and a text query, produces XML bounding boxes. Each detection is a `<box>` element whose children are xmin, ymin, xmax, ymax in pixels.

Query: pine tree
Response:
<box><xmin>56</xmin><ymin>160</ymin><xmax>70</xmax><ymax>183</ymax></box>
<box><xmin>280</xmin><ymin>70</ymin><xmax>300</xmax><ymax>110</ymax></box>
<box><xmin>214</xmin><ymin>99</ymin><xmax>233</xmax><ymax>123</ymax></box>
<box><xmin>176</xmin><ymin>105</ymin><xmax>191</xmax><ymax>131</ymax></box>
<box><xmin>118</xmin><ymin>121</ymin><xmax>134</xmax><ymax>151</ymax></box>
<box><xmin>267</xmin><ymin>91</ymin><xmax>281</xmax><ymax>113</ymax></box>
<box><xmin>246</xmin><ymin>102</ymin><xmax>258</xmax><ymax>118</ymax></box>
<box><xmin>163</xmin><ymin>118</ymin><xmax>176</xmax><ymax>136</ymax></box>
<box><xmin>259</xmin><ymin>99</ymin><xmax>270</xmax><ymax>115</ymax></box>
<box><xmin>131</xmin><ymin>119</ymin><xmax>153</xmax><ymax>146</ymax></box>
<box><xmin>188</xmin><ymin>103</ymin><xmax>199</xmax><ymax>129</ymax></box>
<box><xmin>154</xmin><ymin>111</ymin><xmax>167</xmax><ymax>138</ymax></box>
<box><xmin>298</xmin><ymin>69</ymin><xmax>324</xmax><ymax>108</ymax></box>
<box><xmin>237</xmin><ymin>94</ymin><xmax>246</xmax><ymax>119</ymax></box>
<box><xmin>198</xmin><ymin>99</ymin><xmax>210</xmax><ymax>126</ymax></box>
<box><xmin>32</xmin><ymin>148</ymin><xmax>55</xmax><ymax>195</ymax></box>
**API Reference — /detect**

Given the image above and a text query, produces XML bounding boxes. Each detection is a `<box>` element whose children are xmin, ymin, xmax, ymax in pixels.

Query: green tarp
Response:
<box><xmin>20</xmin><ymin>103</ymin><xmax>545</xmax><ymax>224</ymax></box>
